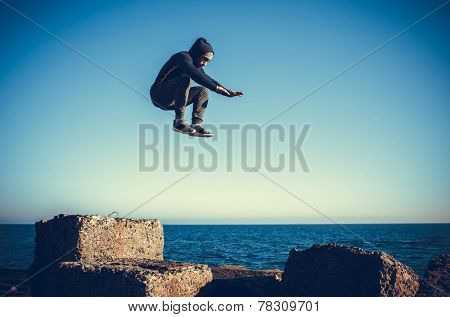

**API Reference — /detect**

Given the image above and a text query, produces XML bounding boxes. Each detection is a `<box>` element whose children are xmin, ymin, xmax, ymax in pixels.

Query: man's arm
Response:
<box><xmin>208</xmin><ymin>74</ymin><xmax>244</xmax><ymax>97</ymax></box>
<box><xmin>177</xmin><ymin>55</ymin><xmax>242</xmax><ymax>97</ymax></box>
<box><xmin>209</xmin><ymin>76</ymin><xmax>243</xmax><ymax>97</ymax></box>
<box><xmin>199</xmin><ymin>68</ymin><xmax>223</xmax><ymax>88</ymax></box>
<box><xmin>198</xmin><ymin>68</ymin><xmax>233</xmax><ymax>96</ymax></box>
<box><xmin>175</xmin><ymin>53</ymin><xmax>218</xmax><ymax>91</ymax></box>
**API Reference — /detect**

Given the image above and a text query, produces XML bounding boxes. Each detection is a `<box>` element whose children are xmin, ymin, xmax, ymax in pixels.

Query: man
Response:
<box><xmin>150</xmin><ymin>38</ymin><xmax>243</xmax><ymax>137</ymax></box>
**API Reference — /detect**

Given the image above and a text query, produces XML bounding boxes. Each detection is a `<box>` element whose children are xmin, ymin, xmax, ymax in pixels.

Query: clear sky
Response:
<box><xmin>1</xmin><ymin>0</ymin><xmax>449</xmax><ymax>224</ymax></box>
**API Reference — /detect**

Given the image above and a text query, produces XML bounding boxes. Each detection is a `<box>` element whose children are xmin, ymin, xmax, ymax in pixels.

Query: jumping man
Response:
<box><xmin>150</xmin><ymin>38</ymin><xmax>243</xmax><ymax>137</ymax></box>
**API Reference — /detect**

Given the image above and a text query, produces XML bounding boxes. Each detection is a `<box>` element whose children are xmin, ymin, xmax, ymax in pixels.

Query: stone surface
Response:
<box><xmin>29</xmin><ymin>214</ymin><xmax>166</xmax><ymax>296</ymax></box>
<box><xmin>198</xmin><ymin>265</ymin><xmax>282</xmax><ymax>297</ymax></box>
<box><xmin>31</xmin><ymin>259</ymin><xmax>212</xmax><ymax>297</ymax></box>
<box><xmin>280</xmin><ymin>244</ymin><xmax>419</xmax><ymax>297</ymax></box>
<box><xmin>32</xmin><ymin>214</ymin><xmax>163</xmax><ymax>268</ymax></box>
<box><xmin>0</xmin><ymin>268</ymin><xmax>30</xmax><ymax>297</ymax></box>
<box><xmin>417</xmin><ymin>254</ymin><xmax>449</xmax><ymax>297</ymax></box>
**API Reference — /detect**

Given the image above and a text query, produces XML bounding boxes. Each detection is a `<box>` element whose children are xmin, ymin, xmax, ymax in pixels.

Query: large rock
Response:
<box><xmin>280</xmin><ymin>244</ymin><xmax>419</xmax><ymax>297</ymax></box>
<box><xmin>31</xmin><ymin>259</ymin><xmax>212</xmax><ymax>297</ymax></box>
<box><xmin>198</xmin><ymin>265</ymin><xmax>282</xmax><ymax>297</ymax></box>
<box><xmin>29</xmin><ymin>214</ymin><xmax>169</xmax><ymax>297</ymax></box>
<box><xmin>0</xmin><ymin>268</ymin><xmax>30</xmax><ymax>297</ymax></box>
<box><xmin>417</xmin><ymin>254</ymin><xmax>449</xmax><ymax>297</ymax></box>
<box><xmin>32</xmin><ymin>214</ymin><xmax>163</xmax><ymax>268</ymax></box>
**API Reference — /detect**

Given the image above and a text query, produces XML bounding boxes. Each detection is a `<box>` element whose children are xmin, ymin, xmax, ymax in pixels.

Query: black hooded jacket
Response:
<box><xmin>151</xmin><ymin>38</ymin><xmax>224</xmax><ymax>92</ymax></box>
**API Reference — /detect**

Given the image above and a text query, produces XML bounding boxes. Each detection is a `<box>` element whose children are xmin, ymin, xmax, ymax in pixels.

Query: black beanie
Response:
<box><xmin>188</xmin><ymin>38</ymin><xmax>214</xmax><ymax>59</ymax></box>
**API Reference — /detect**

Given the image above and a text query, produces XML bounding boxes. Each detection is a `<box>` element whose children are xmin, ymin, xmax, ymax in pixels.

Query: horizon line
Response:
<box><xmin>1</xmin><ymin>222</ymin><xmax>449</xmax><ymax>226</ymax></box>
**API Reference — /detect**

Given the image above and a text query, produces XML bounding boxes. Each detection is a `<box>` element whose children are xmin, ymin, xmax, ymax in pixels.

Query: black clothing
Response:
<box><xmin>150</xmin><ymin>38</ymin><xmax>224</xmax><ymax>92</ymax></box>
<box><xmin>150</xmin><ymin>38</ymin><xmax>223</xmax><ymax>125</ymax></box>
<box><xmin>151</xmin><ymin>75</ymin><xmax>209</xmax><ymax>125</ymax></box>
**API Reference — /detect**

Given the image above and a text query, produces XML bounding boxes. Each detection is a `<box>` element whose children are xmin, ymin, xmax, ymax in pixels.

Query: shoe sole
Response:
<box><xmin>172</xmin><ymin>127</ymin><xmax>197</xmax><ymax>136</ymax></box>
<box><xmin>173</xmin><ymin>127</ymin><xmax>213</xmax><ymax>137</ymax></box>
<box><xmin>191</xmin><ymin>132</ymin><xmax>214</xmax><ymax>138</ymax></box>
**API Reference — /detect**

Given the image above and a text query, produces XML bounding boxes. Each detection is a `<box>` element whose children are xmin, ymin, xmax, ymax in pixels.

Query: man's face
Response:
<box><xmin>196</xmin><ymin>55</ymin><xmax>211</xmax><ymax>67</ymax></box>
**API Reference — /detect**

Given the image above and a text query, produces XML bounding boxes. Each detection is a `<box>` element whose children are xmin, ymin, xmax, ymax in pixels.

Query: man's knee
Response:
<box><xmin>199</xmin><ymin>86</ymin><xmax>209</xmax><ymax>100</ymax></box>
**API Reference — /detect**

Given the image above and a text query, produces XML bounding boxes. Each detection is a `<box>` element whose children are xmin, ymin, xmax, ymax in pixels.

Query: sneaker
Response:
<box><xmin>173</xmin><ymin>120</ymin><xmax>196</xmax><ymax>135</ymax></box>
<box><xmin>191</xmin><ymin>124</ymin><xmax>214</xmax><ymax>137</ymax></box>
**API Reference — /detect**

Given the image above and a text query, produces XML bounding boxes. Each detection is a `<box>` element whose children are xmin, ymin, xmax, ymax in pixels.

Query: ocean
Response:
<box><xmin>0</xmin><ymin>224</ymin><xmax>449</xmax><ymax>275</ymax></box>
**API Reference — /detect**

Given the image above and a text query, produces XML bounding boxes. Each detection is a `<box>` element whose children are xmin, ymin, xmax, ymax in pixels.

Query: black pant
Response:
<box><xmin>150</xmin><ymin>76</ymin><xmax>209</xmax><ymax>125</ymax></box>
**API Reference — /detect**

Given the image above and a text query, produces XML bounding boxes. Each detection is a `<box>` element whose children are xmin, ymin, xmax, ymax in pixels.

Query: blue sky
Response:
<box><xmin>0</xmin><ymin>0</ymin><xmax>449</xmax><ymax>224</ymax></box>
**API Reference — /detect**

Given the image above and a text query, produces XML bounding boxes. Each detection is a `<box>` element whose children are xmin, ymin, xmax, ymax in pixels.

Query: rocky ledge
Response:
<box><xmin>2</xmin><ymin>214</ymin><xmax>447</xmax><ymax>297</ymax></box>
<box><xmin>32</xmin><ymin>214</ymin><xmax>164</xmax><ymax>266</ymax></box>
<box><xmin>198</xmin><ymin>265</ymin><xmax>282</xmax><ymax>296</ymax></box>
<box><xmin>417</xmin><ymin>254</ymin><xmax>449</xmax><ymax>297</ymax></box>
<box><xmin>33</xmin><ymin>259</ymin><xmax>212</xmax><ymax>297</ymax></box>
<box><xmin>29</xmin><ymin>214</ymin><xmax>212</xmax><ymax>297</ymax></box>
<box><xmin>0</xmin><ymin>268</ymin><xmax>30</xmax><ymax>297</ymax></box>
<box><xmin>280</xmin><ymin>244</ymin><xmax>420</xmax><ymax>296</ymax></box>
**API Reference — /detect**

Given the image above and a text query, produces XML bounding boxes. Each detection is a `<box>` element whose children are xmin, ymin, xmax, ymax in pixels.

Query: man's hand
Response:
<box><xmin>227</xmin><ymin>90</ymin><xmax>244</xmax><ymax>97</ymax></box>
<box><xmin>216</xmin><ymin>86</ymin><xmax>244</xmax><ymax>97</ymax></box>
<box><xmin>216</xmin><ymin>86</ymin><xmax>231</xmax><ymax>96</ymax></box>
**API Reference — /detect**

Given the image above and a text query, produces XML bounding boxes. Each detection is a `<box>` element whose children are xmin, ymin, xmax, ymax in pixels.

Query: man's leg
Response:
<box><xmin>186</xmin><ymin>86</ymin><xmax>213</xmax><ymax>137</ymax></box>
<box><xmin>150</xmin><ymin>76</ymin><xmax>197</xmax><ymax>134</ymax></box>
<box><xmin>173</xmin><ymin>76</ymin><xmax>192</xmax><ymax>122</ymax></box>
<box><xmin>186</xmin><ymin>86</ymin><xmax>209</xmax><ymax>126</ymax></box>
<box><xmin>150</xmin><ymin>79</ymin><xmax>212</xmax><ymax>136</ymax></box>
<box><xmin>150</xmin><ymin>76</ymin><xmax>192</xmax><ymax>121</ymax></box>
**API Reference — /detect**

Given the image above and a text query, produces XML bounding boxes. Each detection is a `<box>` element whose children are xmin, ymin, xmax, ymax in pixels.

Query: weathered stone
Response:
<box><xmin>0</xmin><ymin>268</ymin><xmax>30</xmax><ymax>297</ymax></box>
<box><xmin>32</xmin><ymin>214</ymin><xmax>163</xmax><ymax>268</ymax></box>
<box><xmin>280</xmin><ymin>244</ymin><xmax>419</xmax><ymax>297</ymax></box>
<box><xmin>198</xmin><ymin>265</ymin><xmax>282</xmax><ymax>297</ymax></box>
<box><xmin>31</xmin><ymin>259</ymin><xmax>212</xmax><ymax>297</ymax></box>
<box><xmin>417</xmin><ymin>254</ymin><xmax>449</xmax><ymax>297</ymax></box>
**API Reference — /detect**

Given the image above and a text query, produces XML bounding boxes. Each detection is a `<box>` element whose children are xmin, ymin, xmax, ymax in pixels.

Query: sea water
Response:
<box><xmin>0</xmin><ymin>224</ymin><xmax>449</xmax><ymax>275</ymax></box>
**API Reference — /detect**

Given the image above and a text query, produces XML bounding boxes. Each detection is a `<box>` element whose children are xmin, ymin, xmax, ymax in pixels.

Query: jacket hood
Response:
<box><xmin>188</xmin><ymin>38</ymin><xmax>214</xmax><ymax>59</ymax></box>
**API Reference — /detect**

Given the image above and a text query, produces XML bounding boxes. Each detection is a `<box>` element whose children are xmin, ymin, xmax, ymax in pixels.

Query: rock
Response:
<box><xmin>280</xmin><ymin>244</ymin><xmax>419</xmax><ymax>297</ymax></box>
<box><xmin>32</xmin><ymin>214</ymin><xmax>163</xmax><ymax>268</ymax></box>
<box><xmin>29</xmin><ymin>214</ymin><xmax>189</xmax><ymax>297</ymax></box>
<box><xmin>0</xmin><ymin>268</ymin><xmax>30</xmax><ymax>297</ymax></box>
<box><xmin>198</xmin><ymin>265</ymin><xmax>282</xmax><ymax>297</ymax></box>
<box><xmin>28</xmin><ymin>214</ymin><xmax>213</xmax><ymax>297</ymax></box>
<box><xmin>31</xmin><ymin>259</ymin><xmax>212</xmax><ymax>297</ymax></box>
<box><xmin>417</xmin><ymin>254</ymin><xmax>449</xmax><ymax>297</ymax></box>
